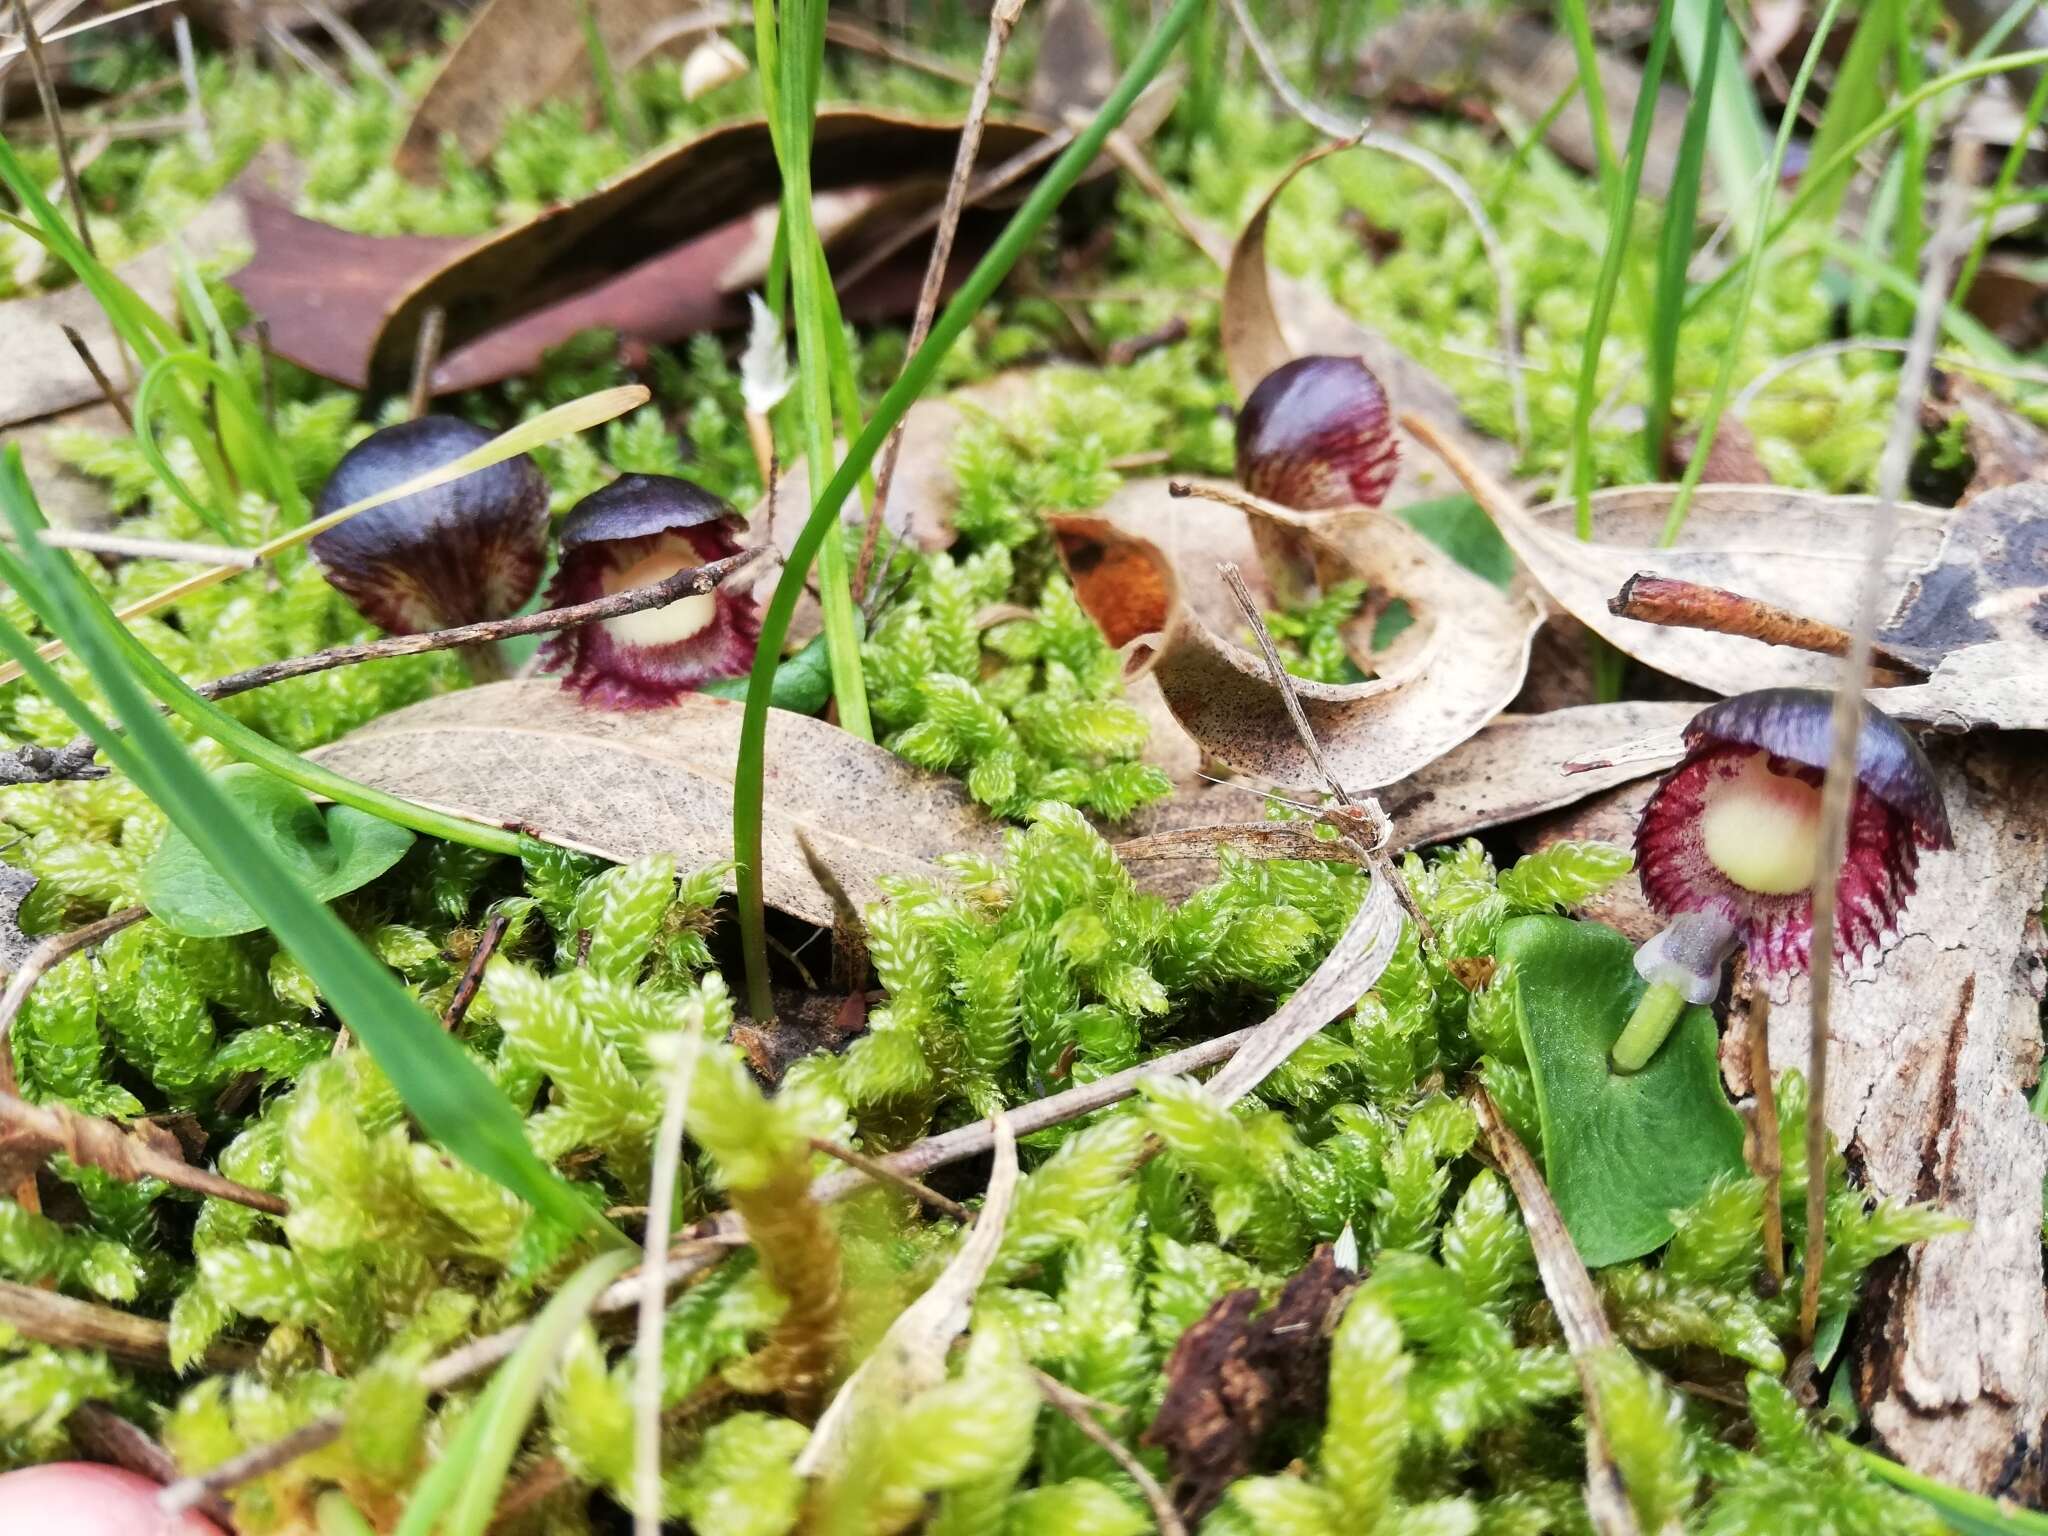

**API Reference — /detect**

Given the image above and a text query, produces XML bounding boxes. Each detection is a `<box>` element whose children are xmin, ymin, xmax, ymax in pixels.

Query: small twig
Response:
<box><xmin>807</xmin><ymin>1137</ymin><xmax>972</xmax><ymax>1223</ymax></box>
<box><xmin>32</xmin><ymin>527</ymin><xmax>258</xmax><ymax>566</ymax></box>
<box><xmin>1106</xmin><ymin>314</ymin><xmax>1191</xmax><ymax>367</ymax></box>
<box><xmin>1097</xmin><ymin>128</ymin><xmax>1229</xmax><ymax>266</ymax></box>
<box><xmin>0</xmin><ymin>0</ymin><xmax>180</xmax><ymax>68</ymax></box>
<box><xmin>1471</xmin><ymin>1086</ymin><xmax>1644</xmax><ymax>1536</ymax></box>
<box><xmin>852</xmin><ymin>0</ymin><xmax>1027</xmax><ymax>603</ymax></box>
<box><xmin>1741</xmin><ymin>960</ymin><xmax>1785</xmax><ymax>1297</ymax></box>
<box><xmin>0</xmin><ymin>1278</ymin><xmax>256</xmax><ymax>1371</ymax></box>
<box><xmin>0</xmin><ymin>1090</ymin><xmax>289</xmax><ymax>1214</ymax></box>
<box><xmin>0</xmin><ymin>737</ymin><xmax>105</xmax><ymax>787</ymax></box>
<box><xmin>11</xmin><ymin>0</ymin><xmax>96</xmax><ymax>256</ymax></box>
<box><xmin>69</xmin><ymin>1402</ymin><xmax>237</xmax><ymax>1528</ymax></box>
<box><xmin>0</xmin><ymin>549</ymin><xmax>760</xmax><ymax>786</ymax></box>
<box><xmin>263</xmin><ymin>17</ymin><xmax>349</xmax><ymax>94</ymax></box>
<box><xmin>170</xmin><ymin>10</ymin><xmax>212</xmax><ymax>158</ymax></box>
<box><xmin>252</xmin><ymin>317</ymin><xmax>277</xmax><ymax>432</ymax></box>
<box><xmin>407</xmin><ymin>305</ymin><xmax>446</xmax><ymax>423</ymax></box>
<box><xmin>61</xmin><ymin>325</ymin><xmax>135</xmax><ymax>431</ymax></box>
<box><xmin>441</xmin><ymin>912</ymin><xmax>509</xmax><ymax>1033</ymax></box>
<box><xmin>297</xmin><ymin>0</ymin><xmax>406</xmax><ymax>103</ymax></box>
<box><xmin>1608</xmin><ymin>573</ymin><xmax>1922</xmax><ymax>681</ymax></box>
<box><xmin>1033</xmin><ymin>1366</ymin><xmax>1188</xmax><ymax>1536</ymax></box>
<box><xmin>1799</xmin><ymin>136</ymin><xmax>1982</xmax><ymax>1345</ymax></box>
<box><xmin>0</xmin><ymin>907</ymin><xmax>145</xmax><ymax>1092</ymax></box>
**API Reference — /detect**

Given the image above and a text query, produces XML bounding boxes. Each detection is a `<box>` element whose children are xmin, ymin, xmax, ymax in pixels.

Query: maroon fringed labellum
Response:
<box><xmin>539</xmin><ymin>474</ymin><xmax>760</xmax><ymax>709</ymax></box>
<box><xmin>1611</xmin><ymin>687</ymin><xmax>1951</xmax><ymax>1073</ymax></box>
<box><xmin>1234</xmin><ymin>355</ymin><xmax>1398</xmax><ymax>510</ymax></box>
<box><xmin>310</xmin><ymin>416</ymin><xmax>549</xmax><ymax>634</ymax></box>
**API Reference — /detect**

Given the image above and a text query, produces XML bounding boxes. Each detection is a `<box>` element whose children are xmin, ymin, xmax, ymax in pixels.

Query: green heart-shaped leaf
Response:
<box><xmin>141</xmin><ymin>763</ymin><xmax>415</xmax><ymax>937</ymax></box>
<box><xmin>1500</xmin><ymin>913</ymin><xmax>1746</xmax><ymax>1267</ymax></box>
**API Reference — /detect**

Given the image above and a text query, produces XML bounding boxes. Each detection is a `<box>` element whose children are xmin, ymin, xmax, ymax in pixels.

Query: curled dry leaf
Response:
<box><xmin>363</xmin><ymin>110</ymin><xmax>1064</xmax><ymax>387</ymax></box>
<box><xmin>796</xmin><ymin>1115</ymin><xmax>1018</xmax><ymax>1478</ymax></box>
<box><xmin>1404</xmin><ymin>413</ymin><xmax>1951</xmax><ymax>696</ymax></box>
<box><xmin>1052</xmin><ymin>478</ymin><xmax>1541</xmax><ymax>793</ymax></box>
<box><xmin>1222</xmin><ymin>139</ymin><xmax>1518</xmax><ymax>507</ymax></box>
<box><xmin>308</xmin><ymin>682</ymin><xmax>1002</xmax><ymax>929</ymax></box>
<box><xmin>393</xmin><ymin>0</ymin><xmax>677</xmax><ymax>178</ymax></box>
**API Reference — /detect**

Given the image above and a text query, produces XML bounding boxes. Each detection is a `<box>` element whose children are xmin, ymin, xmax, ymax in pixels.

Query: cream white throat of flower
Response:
<box><xmin>600</xmin><ymin>537</ymin><xmax>719</xmax><ymax>648</ymax></box>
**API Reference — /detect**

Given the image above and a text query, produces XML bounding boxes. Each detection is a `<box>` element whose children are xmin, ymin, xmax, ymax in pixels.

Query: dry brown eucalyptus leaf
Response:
<box><xmin>1381</xmin><ymin>701</ymin><xmax>1699</xmax><ymax>849</ymax></box>
<box><xmin>364</xmin><ymin>110</ymin><xmax>1060</xmax><ymax>387</ymax></box>
<box><xmin>1405</xmin><ymin>414</ymin><xmax>1951</xmax><ymax>696</ymax></box>
<box><xmin>308</xmin><ymin>682</ymin><xmax>1001</xmax><ymax>928</ymax></box>
<box><xmin>1222</xmin><ymin>140</ymin><xmax>1517</xmax><ymax>506</ymax></box>
<box><xmin>393</xmin><ymin>0</ymin><xmax>682</xmax><ymax>179</ymax></box>
<box><xmin>0</xmin><ymin>196</ymin><xmax>248</xmax><ymax>430</ymax></box>
<box><xmin>1756</xmin><ymin>742</ymin><xmax>2048</xmax><ymax>1498</ymax></box>
<box><xmin>1051</xmin><ymin>478</ymin><xmax>1541</xmax><ymax>793</ymax></box>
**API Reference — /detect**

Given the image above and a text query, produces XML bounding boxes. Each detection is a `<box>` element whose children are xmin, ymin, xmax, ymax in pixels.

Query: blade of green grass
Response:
<box><xmin>1671</xmin><ymin>0</ymin><xmax>1766</xmax><ymax>246</ymax></box>
<box><xmin>1684</xmin><ymin>46</ymin><xmax>2048</xmax><ymax>323</ymax></box>
<box><xmin>1804</xmin><ymin>0</ymin><xmax>1906</xmax><ymax>231</ymax></box>
<box><xmin>756</xmin><ymin>0</ymin><xmax>872</xmax><ymax>742</ymax></box>
<box><xmin>1954</xmin><ymin>64</ymin><xmax>2048</xmax><ymax>310</ymax></box>
<box><xmin>1838</xmin><ymin>1440</ymin><xmax>2048</xmax><ymax>1534</ymax></box>
<box><xmin>1566</xmin><ymin>0</ymin><xmax>1679</xmax><ymax>537</ymax></box>
<box><xmin>395</xmin><ymin>1248</ymin><xmax>636</xmax><ymax>1536</ymax></box>
<box><xmin>733</xmin><ymin>0</ymin><xmax>1207</xmax><ymax>1023</ymax></box>
<box><xmin>0</xmin><ymin>449</ymin><xmax>619</xmax><ymax>1245</ymax></box>
<box><xmin>1555</xmin><ymin>0</ymin><xmax>1621</xmax><ymax>195</ymax></box>
<box><xmin>1644</xmin><ymin>0</ymin><xmax>1724</xmax><ymax>473</ymax></box>
<box><xmin>1658</xmin><ymin>0</ymin><xmax>1852</xmax><ymax>545</ymax></box>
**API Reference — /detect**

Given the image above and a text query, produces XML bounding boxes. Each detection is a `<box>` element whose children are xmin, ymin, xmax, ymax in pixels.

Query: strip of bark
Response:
<box><xmin>1608</xmin><ymin>573</ymin><xmax>1921</xmax><ymax>681</ymax></box>
<box><xmin>0</xmin><ymin>1278</ymin><xmax>255</xmax><ymax>1372</ymax></box>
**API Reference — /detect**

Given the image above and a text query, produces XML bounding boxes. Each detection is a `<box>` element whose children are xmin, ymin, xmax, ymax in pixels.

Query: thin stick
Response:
<box><xmin>11</xmin><ymin>0</ymin><xmax>96</xmax><ymax>256</ymax></box>
<box><xmin>441</xmin><ymin>911</ymin><xmax>509</xmax><ymax>1033</ymax></box>
<box><xmin>297</xmin><ymin>0</ymin><xmax>406</xmax><ymax>103</ymax></box>
<box><xmin>633</xmin><ymin>1030</ymin><xmax>702</xmax><ymax>1536</ymax></box>
<box><xmin>1097</xmin><ymin>128</ymin><xmax>1229</xmax><ymax>266</ymax></box>
<box><xmin>0</xmin><ymin>548</ymin><xmax>760</xmax><ymax>785</ymax></box>
<box><xmin>0</xmin><ymin>1089</ymin><xmax>289</xmax><ymax>1213</ymax></box>
<box><xmin>263</xmin><ymin>17</ymin><xmax>350</xmax><ymax>95</ymax></box>
<box><xmin>0</xmin><ymin>0</ymin><xmax>180</xmax><ymax>66</ymax></box>
<box><xmin>1744</xmin><ymin>964</ymin><xmax>1784</xmax><ymax>1297</ymax></box>
<box><xmin>852</xmin><ymin>0</ymin><xmax>1027</xmax><ymax>603</ymax></box>
<box><xmin>0</xmin><ymin>906</ymin><xmax>145</xmax><ymax>1092</ymax></box>
<box><xmin>171</xmin><ymin>10</ymin><xmax>212</xmax><ymax>159</ymax></box>
<box><xmin>0</xmin><ymin>1277</ymin><xmax>256</xmax><ymax>1371</ymax></box>
<box><xmin>60</xmin><ymin>324</ymin><xmax>135</xmax><ymax>431</ymax></box>
<box><xmin>69</xmin><ymin>1402</ymin><xmax>236</xmax><ymax>1528</ymax></box>
<box><xmin>407</xmin><ymin>305</ymin><xmax>446</xmax><ymax>422</ymax></box>
<box><xmin>808</xmin><ymin>1136</ymin><xmax>971</xmax><ymax>1223</ymax></box>
<box><xmin>33</xmin><ymin>527</ymin><xmax>258</xmax><ymax>565</ymax></box>
<box><xmin>1033</xmin><ymin>1366</ymin><xmax>1188</xmax><ymax>1536</ymax></box>
<box><xmin>1471</xmin><ymin>1086</ymin><xmax>1644</xmax><ymax>1536</ymax></box>
<box><xmin>1798</xmin><ymin>138</ymin><xmax>1982</xmax><ymax>1345</ymax></box>
<box><xmin>1218</xmin><ymin>0</ymin><xmax>1529</xmax><ymax>446</ymax></box>
<box><xmin>253</xmin><ymin>317</ymin><xmax>277</xmax><ymax>432</ymax></box>
<box><xmin>1608</xmin><ymin>573</ymin><xmax>1922</xmax><ymax>680</ymax></box>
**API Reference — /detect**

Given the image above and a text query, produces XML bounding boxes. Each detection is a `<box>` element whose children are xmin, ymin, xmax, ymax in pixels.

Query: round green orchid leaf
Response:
<box><xmin>1500</xmin><ymin>913</ymin><xmax>1747</xmax><ymax>1268</ymax></box>
<box><xmin>140</xmin><ymin>763</ymin><xmax>416</xmax><ymax>938</ymax></box>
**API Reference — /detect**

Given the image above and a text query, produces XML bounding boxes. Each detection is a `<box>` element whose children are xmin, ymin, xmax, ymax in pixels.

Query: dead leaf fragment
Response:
<box><xmin>0</xmin><ymin>862</ymin><xmax>36</xmax><ymax>976</ymax></box>
<box><xmin>1054</xmin><ymin>479</ymin><xmax>1541</xmax><ymax>794</ymax></box>
<box><xmin>1142</xmin><ymin>1243</ymin><xmax>1358</xmax><ymax>1522</ymax></box>
<box><xmin>309</xmin><ymin>683</ymin><xmax>1002</xmax><ymax>929</ymax></box>
<box><xmin>1944</xmin><ymin>379</ymin><xmax>2048</xmax><ymax>499</ymax></box>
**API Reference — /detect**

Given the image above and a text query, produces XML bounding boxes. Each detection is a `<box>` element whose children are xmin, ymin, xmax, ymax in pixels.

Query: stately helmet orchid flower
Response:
<box><xmin>1234</xmin><ymin>354</ymin><xmax>1399</xmax><ymax>510</ymax></box>
<box><xmin>538</xmin><ymin>473</ymin><xmax>759</xmax><ymax>709</ymax></box>
<box><xmin>310</xmin><ymin>416</ymin><xmax>550</xmax><ymax>637</ymax></box>
<box><xmin>1610</xmin><ymin>687</ymin><xmax>1951</xmax><ymax>1073</ymax></box>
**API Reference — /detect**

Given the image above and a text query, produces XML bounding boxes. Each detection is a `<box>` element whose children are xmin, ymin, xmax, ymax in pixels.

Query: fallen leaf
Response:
<box><xmin>797</xmin><ymin>1115</ymin><xmax>1018</xmax><ymax>1478</ymax></box>
<box><xmin>1405</xmin><ymin>414</ymin><xmax>1952</xmax><ymax>697</ymax></box>
<box><xmin>1141</xmin><ymin>1243</ymin><xmax>1358</xmax><ymax>1522</ymax></box>
<box><xmin>1665</xmin><ymin>417</ymin><xmax>1773</xmax><ymax>485</ymax></box>
<box><xmin>1757</xmin><ymin>741</ymin><xmax>2048</xmax><ymax>1497</ymax></box>
<box><xmin>1356</xmin><ymin>9</ymin><xmax>1691</xmax><ymax>196</ymax></box>
<box><xmin>308</xmin><ymin>682</ymin><xmax>1003</xmax><ymax>929</ymax></box>
<box><xmin>1502</xmin><ymin>914</ymin><xmax>1747</xmax><ymax>1267</ymax></box>
<box><xmin>1519</xmin><ymin>781</ymin><xmax>1660</xmax><ymax>944</ymax></box>
<box><xmin>0</xmin><ymin>196</ymin><xmax>249</xmax><ymax>429</ymax></box>
<box><xmin>1222</xmin><ymin>141</ymin><xmax>1518</xmax><ymax>508</ymax></box>
<box><xmin>1027</xmin><ymin>0</ymin><xmax>1117</xmax><ymax>119</ymax></box>
<box><xmin>9</xmin><ymin>401</ymin><xmax>126</xmax><ymax>529</ymax></box>
<box><xmin>1053</xmin><ymin>478</ymin><xmax>1541</xmax><ymax>793</ymax></box>
<box><xmin>394</xmin><ymin>0</ymin><xmax>681</xmax><ymax>179</ymax></box>
<box><xmin>366</xmin><ymin>109</ymin><xmax>1060</xmax><ymax>386</ymax></box>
